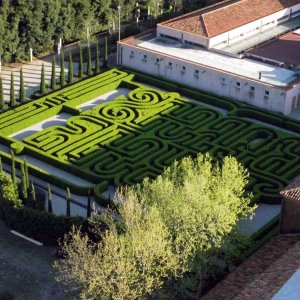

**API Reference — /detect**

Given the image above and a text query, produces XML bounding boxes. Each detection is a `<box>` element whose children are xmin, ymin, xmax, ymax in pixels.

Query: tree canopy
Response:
<box><xmin>54</xmin><ymin>154</ymin><xmax>255</xmax><ymax>299</ymax></box>
<box><xmin>0</xmin><ymin>0</ymin><xmax>221</xmax><ymax>63</ymax></box>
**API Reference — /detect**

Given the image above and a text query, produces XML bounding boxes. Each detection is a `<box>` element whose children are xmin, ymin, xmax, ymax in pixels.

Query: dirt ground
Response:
<box><xmin>0</xmin><ymin>218</ymin><xmax>73</xmax><ymax>300</ymax></box>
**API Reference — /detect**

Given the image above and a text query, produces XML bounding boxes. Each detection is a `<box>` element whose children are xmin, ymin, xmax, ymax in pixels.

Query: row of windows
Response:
<box><xmin>129</xmin><ymin>51</ymin><xmax>271</xmax><ymax>97</ymax></box>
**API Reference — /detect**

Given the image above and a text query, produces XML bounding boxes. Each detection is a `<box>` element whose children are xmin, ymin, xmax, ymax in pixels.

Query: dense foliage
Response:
<box><xmin>54</xmin><ymin>154</ymin><xmax>255</xmax><ymax>299</ymax></box>
<box><xmin>0</xmin><ymin>0</ymin><xmax>219</xmax><ymax>63</ymax></box>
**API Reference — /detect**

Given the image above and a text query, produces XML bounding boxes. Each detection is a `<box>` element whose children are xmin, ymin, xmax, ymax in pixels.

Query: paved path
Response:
<box><xmin>0</xmin><ymin>218</ymin><xmax>72</xmax><ymax>299</ymax></box>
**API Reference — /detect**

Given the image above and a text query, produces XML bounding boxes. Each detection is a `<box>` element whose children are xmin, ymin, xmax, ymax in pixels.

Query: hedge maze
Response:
<box><xmin>1</xmin><ymin>68</ymin><xmax>300</xmax><ymax>205</ymax></box>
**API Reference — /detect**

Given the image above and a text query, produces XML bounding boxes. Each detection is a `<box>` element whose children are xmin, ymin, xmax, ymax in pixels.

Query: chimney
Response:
<box><xmin>258</xmin><ymin>72</ymin><xmax>262</xmax><ymax>80</ymax></box>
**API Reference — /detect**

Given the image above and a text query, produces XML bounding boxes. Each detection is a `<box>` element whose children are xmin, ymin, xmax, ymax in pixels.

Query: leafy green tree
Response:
<box><xmin>54</xmin><ymin>154</ymin><xmax>255</xmax><ymax>299</ymax></box>
<box><xmin>0</xmin><ymin>172</ymin><xmax>21</xmax><ymax>207</ymax></box>
<box><xmin>10</xmin><ymin>72</ymin><xmax>16</xmax><ymax>107</ymax></box>
<box><xmin>48</xmin><ymin>183</ymin><xmax>53</xmax><ymax>213</ymax></box>
<box><xmin>95</xmin><ymin>43</ymin><xmax>100</xmax><ymax>74</ymax></box>
<box><xmin>78</xmin><ymin>46</ymin><xmax>83</xmax><ymax>79</ymax></box>
<box><xmin>40</xmin><ymin>63</ymin><xmax>46</xmax><ymax>94</ymax></box>
<box><xmin>24</xmin><ymin>160</ymin><xmax>29</xmax><ymax>189</ymax></box>
<box><xmin>0</xmin><ymin>77</ymin><xmax>5</xmax><ymax>111</ymax></box>
<box><xmin>54</xmin><ymin>190</ymin><xmax>177</xmax><ymax>299</ymax></box>
<box><xmin>19</xmin><ymin>67</ymin><xmax>25</xmax><ymax>103</ymax></box>
<box><xmin>60</xmin><ymin>51</ymin><xmax>65</xmax><ymax>86</ymax></box>
<box><xmin>87</xmin><ymin>46</ymin><xmax>92</xmax><ymax>76</ymax></box>
<box><xmin>68</xmin><ymin>52</ymin><xmax>74</xmax><ymax>84</ymax></box>
<box><xmin>66</xmin><ymin>187</ymin><xmax>71</xmax><ymax>216</ymax></box>
<box><xmin>51</xmin><ymin>56</ymin><xmax>56</xmax><ymax>90</ymax></box>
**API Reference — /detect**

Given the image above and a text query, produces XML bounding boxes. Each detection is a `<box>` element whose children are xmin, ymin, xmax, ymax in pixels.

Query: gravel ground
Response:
<box><xmin>0</xmin><ymin>218</ymin><xmax>74</xmax><ymax>300</ymax></box>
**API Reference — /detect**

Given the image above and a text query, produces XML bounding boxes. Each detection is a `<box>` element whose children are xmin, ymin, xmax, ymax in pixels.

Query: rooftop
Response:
<box><xmin>280</xmin><ymin>175</ymin><xmax>300</xmax><ymax>201</ymax></box>
<box><xmin>128</xmin><ymin>35</ymin><xmax>299</xmax><ymax>87</ymax></box>
<box><xmin>161</xmin><ymin>0</ymin><xmax>300</xmax><ymax>38</ymax></box>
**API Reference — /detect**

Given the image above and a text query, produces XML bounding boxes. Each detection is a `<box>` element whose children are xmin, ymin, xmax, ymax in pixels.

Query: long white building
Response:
<box><xmin>119</xmin><ymin>0</ymin><xmax>300</xmax><ymax>116</ymax></box>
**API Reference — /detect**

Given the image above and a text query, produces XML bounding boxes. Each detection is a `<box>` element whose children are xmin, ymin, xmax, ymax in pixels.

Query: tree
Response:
<box><xmin>54</xmin><ymin>190</ymin><xmax>177</xmax><ymax>299</ymax></box>
<box><xmin>60</xmin><ymin>51</ymin><xmax>65</xmax><ymax>86</ymax></box>
<box><xmin>78</xmin><ymin>46</ymin><xmax>83</xmax><ymax>79</ymax></box>
<box><xmin>10</xmin><ymin>150</ymin><xmax>17</xmax><ymax>189</ymax></box>
<box><xmin>10</xmin><ymin>72</ymin><xmax>16</xmax><ymax>107</ymax></box>
<box><xmin>68</xmin><ymin>52</ymin><xmax>74</xmax><ymax>84</ymax></box>
<box><xmin>104</xmin><ymin>36</ymin><xmax>108</xmax><ymax>68</ymax></box>
<box><xmin>48</xmin><ymin>183</ymin><xmax>53</xmax><ymax>213</ymax></box>
<box><xmin>95</xmin><ymin>43</ymin><xmax>100</xmax><ymax>74</ymax></box>
<box><xmin>54</xmin><ymin>154</ymin><xmax>255</xmax><ymax>299</ymax></box>
<box><xmin>40</xmin><ymin>63</ymin><xmax>46</xmax><ymax>94</ymax></box>
<box><xmin>0</xmin><ymin>77</ymin><xmax>5</xmax><ymax>111</ymax></box>
<box><xmin>24</xmin><ymin>160</ymin><xmax>29</xmax><ymax>189</ymax></box>
<box><xmin>87</xmin><ymin>46</ymin><xmax>92</xmax><ymax>76</ymax></box>
<box><xmin>0</xmin><ymin>172</ymin><xmax>21</xmax><ymax>207</ymax></box>
<box><xmin>20</xmin><ymin>162</ymin><xmax>28</xmax><ymax>202</ymax></box>
<box><xmin>51</xmin><ymin>56</ymin><xmax>56</xmax><ymax>90</ymax></box>
<box><xmin>31</xmin><ymin>182</ymin><xmax>36</xmax><ymax>208</ymax></box>
<box><xmin>19</xmin><ymin>67</ymin><xmax>25</xmax><ymax>103</ymax></box>
<box><xmin>87</xmin><ymin>190</ymin><xmax>91</xmax><ymax>218</ymax></box>
<box><xmin>0</xmin><ymin>156</ymin><xmax>2</xmax><ymax>173</ymax></box>
<box><xmin>66</xmin><ymin>187</ymin><xmax>71</xmax><ymax>216</ymax></box>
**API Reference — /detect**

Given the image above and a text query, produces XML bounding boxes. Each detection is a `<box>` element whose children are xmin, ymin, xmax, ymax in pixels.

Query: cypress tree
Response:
<box><xmin>40</xmin><ymin>63</ymin><xmax>46</xmax><ymax>95</ymax></box>
<box><xmin>19</xmin><ymin>68</ymin><xmax>25</xmax><ymax>103</ymax></box>
<box><xmin>78</xmin><ymin>46</ymin><xmax>83</xmax><ymax>79</ymax></box>
<box><xmin>10</xmin><ymin>150</ymin><xmax>17</xmax><ymax>188</ymax></box>
<box><xmin>66</xmin><ymin>187</ymin><xmax>71</xmax><ymax>216</ymax></box>
<box><xmin>24</xmin><ymin>160</ymin><xmax>29</xmax><ymax>189</ymax></box>
<box><xmin>68</xmin><ymin>52</ymin><xmax>74</xmax><ymax>84</ymax></box>
<box><xmin>87</xmin><ymin>46</ymin><xmax>92</xmax><ymax>76</ymax></box>
<box><xmin>20</xmin><ymin>162</ymin><xmax>28</xmax><ymax>202</ymax></box>
<box><xmin>87</xmin><ymin>190</ymin><xmax>91</xmax><ymax>218</ymax></box>
<box><xmin>95</xmin><ymin>43</ymin><xmax>100</xmax><ymax>74</ymax></box>
<box><xmin>31</xmin><ymin>182</ymin><xmax>36</xmax><ymax>208</ymax></box>
<box><xmin>104</xmin><ymin>37</ymin><xmax>108</xmax><ymax>68</ymax></box>
<box><xmin>51</xmin><ymin>56</ymin><xmax>56</xmax><ymax>90</ymax></box>
<box><xmin>48</xmin><ymin>184</ymin><xmax>53</xmax><ymax>213</ymax></box>
<box><xmin>0</xmin><ymin>156</ymin><xmax>2</xmax><ymax>173</ymax></box>
<box><xmin>10</xmin><ymin>72</ymin><xmax>16</xmax><ymax>107</ymax></box>
<box><xmin>0</xmin><ymin>77</ymin><xmax>4</xmax><ymax>111</ymax></box>
<box><xmin>60</xmin><ymin>51</ymin><xmax>65</xmax><ymax>86</ymax></box>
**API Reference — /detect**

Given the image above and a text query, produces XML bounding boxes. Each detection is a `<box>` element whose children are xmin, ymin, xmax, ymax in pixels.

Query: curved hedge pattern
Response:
<box><xmin>1</xmin><ymin>69</ymin><xmax>300</xmax><ymax>205</ymax></box>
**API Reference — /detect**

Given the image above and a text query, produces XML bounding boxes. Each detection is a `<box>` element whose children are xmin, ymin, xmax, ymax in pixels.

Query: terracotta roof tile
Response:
<box><xmin>280</xmin><ymin>174</ymin><xmax>300</xmax><ymax>201</ymax></box>
<box><xmin>163</xmin><ymin>0</ymin><xmax>300</xmax><ymax>38</ymax></box>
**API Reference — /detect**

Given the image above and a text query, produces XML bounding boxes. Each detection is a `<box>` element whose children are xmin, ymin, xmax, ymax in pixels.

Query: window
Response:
<box><xmin>142</xmin><ymin>54</ymin><xmax>147</xmax><ymax>62</ymax></box>
<box><xmin>194</xmin><ymin>70</ymin><xmax>199</xmax><ymax>78</ymax></box>
<box><xmin>182</xmin><ymin>66</ymin><xmax>186</xmax><ymax>71</ymax></box>
<box><xmin>168</xmin><ymin>62</ymin><xmax>173</xmax><ymax>67</ymax></box>
<box><xmin>155</xmin><ymin>58</ymin><xmax>160</xmax><ymax>65</ymax></box>
<box><xmin>129</xmin><ymin>51</ymin><xmax>134</xmax><ymax>58</ymax></box>
<box><xmin>265</xmin><ymin>90</ymin><xmax>270</xmax><ymax>96</ymax></box>
<box><xmin>250</xmin><ymin>86</ymin><xmax>255</xmax><ymax>91</ymax></box>
<box><xmin>236</xmin><ymin>82</ymin><xmax>241</xmax><ymax>87</ymax></box>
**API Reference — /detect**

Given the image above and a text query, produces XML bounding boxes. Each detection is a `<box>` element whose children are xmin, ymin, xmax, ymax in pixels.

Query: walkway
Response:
<box><xmin>0</xmin><ymin>218</ymin><xmax>72</xmax><ymax>299</ymax></box>
<box><xmin>203</xmin><ymin>235</ymin><xmax>300</xmax><ymax>300</ymax></box>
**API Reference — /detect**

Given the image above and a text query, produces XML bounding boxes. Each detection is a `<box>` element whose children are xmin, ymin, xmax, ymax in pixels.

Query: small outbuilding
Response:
<box><xmin>280</xmin><ymin>176</ymin><xmax>300</xmax><ymax>234</ymax></box>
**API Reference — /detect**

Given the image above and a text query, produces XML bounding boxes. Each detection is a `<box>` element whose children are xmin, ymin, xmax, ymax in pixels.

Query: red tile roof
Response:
<box><xmin>162</xmin><ymin>0</ymin><xmax>300</xmax><ymax>38</ymax></box>
<box><xmin>280</xmin><ymin>175</ymin><xmax>300</xmax><ymax>201</ymax></box>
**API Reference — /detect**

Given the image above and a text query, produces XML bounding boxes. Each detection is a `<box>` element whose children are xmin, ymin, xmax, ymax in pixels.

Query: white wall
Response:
<box><xmin>120</xmin><ymin>44</ymin><xmax>288</xmax><ymax>114</ymax></box>
<box><xmin>285</xmin><ymin>83</ymin><xmax>300</xmax><ymax>115</ymax></box>
<box><xmin>210</xmin><ymin>3</ymin><xmax>300</xmax><ymax>48</ymax></box>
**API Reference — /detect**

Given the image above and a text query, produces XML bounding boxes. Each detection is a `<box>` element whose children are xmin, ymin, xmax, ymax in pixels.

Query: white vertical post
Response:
<box><xmin>29</xmin><ymin>48</ymin><xmax>33</xmax><ymax>62</ymax></box>
<box><xmin>117</xmin><ymin>5</ymin><xmax>121</xmax><ymax>66</ymax></box>
<box><xmin>57</xmin><ymin>38</ymin><xmax>62</xmax><ymax>55</ymax></box>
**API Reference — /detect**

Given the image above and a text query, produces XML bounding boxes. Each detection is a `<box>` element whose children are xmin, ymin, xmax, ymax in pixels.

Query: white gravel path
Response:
<box><xmin>10</xmin><ymin>113</ymin><xmax>71</xmax><ymax>141</ymax></box>
<box><xmin>77</xmin><ymin>88</ymin><xmax>130</xmax><ymax>111</ymax></box>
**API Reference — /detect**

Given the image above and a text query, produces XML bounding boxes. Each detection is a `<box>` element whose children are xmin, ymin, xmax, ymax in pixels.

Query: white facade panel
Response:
<box><xmin>120</xmin><ymin>44</ymin><xmax>289</xmax><ymax>114</ymax></box>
